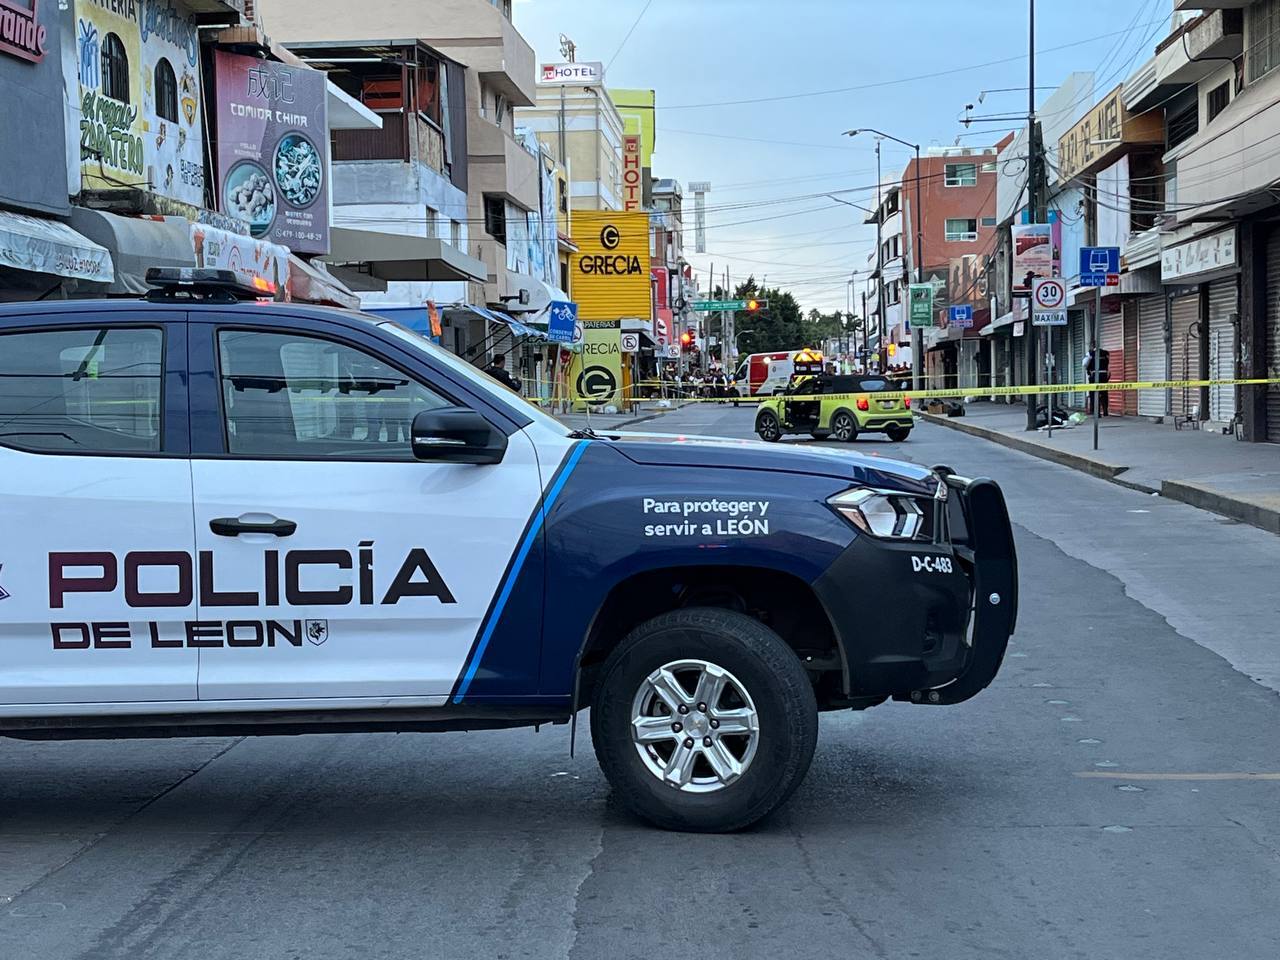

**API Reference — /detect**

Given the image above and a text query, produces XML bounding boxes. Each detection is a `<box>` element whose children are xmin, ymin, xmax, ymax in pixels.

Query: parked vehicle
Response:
<box><xmin>755</xmin><ymin>374</ymin><xmax>915</xmax><ymax>443</ymax></box>
<box><xmin>0</xmin><ymin>270</ymin><xmax>1015</xmax><ymax>833</ymax></box>
<box><xmin>733</xmin><ymin>349</ymin><xmax>824</xmax><ymax>397</ymax></box>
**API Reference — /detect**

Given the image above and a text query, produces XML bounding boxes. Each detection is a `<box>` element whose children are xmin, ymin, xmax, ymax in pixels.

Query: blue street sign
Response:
<box><xmin>949</xmin><ymin>304</ymin><xmax>974</xmax><ymax>329</ymax></box>
<box><xmin>546</xmin><ymin>300</ymin><xmax>579</xmax><ymax>344</ymax></box>
<box><xmin>1079</xmin><ymin>246</ymin><xmax>1121</xmax><ymax>287</ymax></box>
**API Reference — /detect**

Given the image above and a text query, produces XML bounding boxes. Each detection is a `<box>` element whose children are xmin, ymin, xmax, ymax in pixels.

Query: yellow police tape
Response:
<box><xmin>568</xmin><ymin>376</ymin><xmax>1280</xmax><ymax>406</ymax></box>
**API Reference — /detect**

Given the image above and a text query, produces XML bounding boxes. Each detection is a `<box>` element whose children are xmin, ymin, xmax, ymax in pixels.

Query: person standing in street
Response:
<box><xmin>483</xmin><ymin>354</ymin><xmax>522</xmax><ymax>394</ymax></box>
<box><xmin>1085</xmin><ymin>340</ymin><xmax>1111</xmax><ymax>416</ymax></box>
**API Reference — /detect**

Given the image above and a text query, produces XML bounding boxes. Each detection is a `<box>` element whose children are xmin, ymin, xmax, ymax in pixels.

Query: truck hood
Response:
<box><xmin>606</xmin><ymin>431</ymin><xmax>939</xmax><ymax>497</ymax></box>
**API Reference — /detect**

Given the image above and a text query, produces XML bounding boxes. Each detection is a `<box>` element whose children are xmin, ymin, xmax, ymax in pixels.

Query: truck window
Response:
<box><xmin>0</xmin><ymin>326</ymin><xmax>163</xmax><ymax>454</ymax></box>
<box><xmin>216</xmin><ymin>329</ymin><xmax>451</xmax><ymax>460</ymax></box>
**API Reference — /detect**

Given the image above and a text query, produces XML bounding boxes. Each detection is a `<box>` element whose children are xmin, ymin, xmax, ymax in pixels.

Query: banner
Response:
<box><xmin>909</xmin><ymin>284</ymin><xmax>934</xmax><ymax>327</ymax></box>
<box><xmin>568</xmin><ymin>319</ymin><xmax>622</xmax><ymax>409</ymax></box>
<box><xmin>1012</xmin><ymin>221</ymin><xmax>1061</xmax><ymax>324</ymax></box>
<box><xmin>214</xmin><ymin>50</ymin><xmax>329</xmax><ymax>254</ymax></box>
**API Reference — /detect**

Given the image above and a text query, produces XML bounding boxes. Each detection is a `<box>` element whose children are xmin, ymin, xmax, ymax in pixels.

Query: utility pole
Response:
<box><xmin>875</xmin><ymin>139</ymin><xmax>885</xmax><ymax>373</ymax></box>
<box><xmin>1023</xmin><ymin>0</ymin><xmax>1048</xmax><ymax>431</ymax></box>
<box><xmin>910</xmin><ymin>143</ymin><xmax>923</xmax><ymax>393</ymax></box>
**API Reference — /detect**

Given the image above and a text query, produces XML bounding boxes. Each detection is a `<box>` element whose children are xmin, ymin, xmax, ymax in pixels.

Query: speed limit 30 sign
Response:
<box><xmin>1032</xmin><ymin>277</ymin><xmax>1068</xmax><ymax>326</ymax></box>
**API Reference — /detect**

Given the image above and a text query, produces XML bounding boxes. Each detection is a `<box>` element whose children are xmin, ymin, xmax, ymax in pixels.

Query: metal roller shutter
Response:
<box><xmin>1068</xmin><ymin>312</ymin><xmax>1087</xmax><ymax>407</ymax></box>
<box><xmin>958</xmin><ymin>340</ymin><xmax>979</xmax><ymax>390</ymax></box>
<box><xmin>1137</xmin><ymin>295</ymin><xmax>1166</xmax><ymax>417</ymax></box>
<box><xmin>1101</xmin><ymin>307</ymin><xmax>1124</xmax><ymax>415</ymax></box>
<box><xmin>1266</xmin><ymin>231</ymin><xmax>1280</xmax><ymax>442</ymax></box>
<box><xmin>1206</xmin><ymin>278</ymin><xmax>1238</xmax><ymax>425</ymax></box>
<box><xmin>1169</xmin><ymin>294</ymin><xmax>1200</xmax><ymax>419</ymax></box>
<box><xmin>1122</xmin><ymin>301</ymin><xmax>1139</xmax><ymax>415</ymax></box>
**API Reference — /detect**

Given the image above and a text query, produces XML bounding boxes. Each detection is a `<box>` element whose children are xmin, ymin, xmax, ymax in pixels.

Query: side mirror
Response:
<box><xmin>411</xmin><ymin>407</ymin><xmax>508</xmax><ymax>465</ymax></box>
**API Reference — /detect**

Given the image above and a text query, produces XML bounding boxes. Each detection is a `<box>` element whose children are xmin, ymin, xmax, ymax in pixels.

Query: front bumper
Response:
<box><xmin>812</xmin><ymin>473</ymin><xmax>1018</xmax><ymax>704</ymax></box>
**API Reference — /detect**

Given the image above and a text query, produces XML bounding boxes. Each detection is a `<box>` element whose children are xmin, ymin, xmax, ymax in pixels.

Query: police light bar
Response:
<box><xmin>144</xmin><ymin>267</ymin><xmax>276</xmax><ymax>302</ymax></box>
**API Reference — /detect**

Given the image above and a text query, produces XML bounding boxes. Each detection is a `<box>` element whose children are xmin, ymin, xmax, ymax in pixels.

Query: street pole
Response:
<box><xmin>1094</xmin><ymin>285</ymin><xmax>1102</xmax><ymax>450</ymax></box>
<box><xmin>558</xmin><ymin>85</ymin><xmax>567</xmax><ymax>168</ymax></box>
<box><xmin>875</xmin><ymin>139</ymin><xmax>885</xmax><ymax>373</ymax></box>
<box><xmin>861</xmin><ymin>289</ymin><xmax>868</xmax><ymax>368</ymax></box>
<box><xmin>911</xmin><ymin>143</ymin><xmax>924</xmax><ymax>392</ymax></box>
<box><xmin>1024</xmin><ymin>0</ymin><xmax>1041</xmax><ymax>431</ymax></box>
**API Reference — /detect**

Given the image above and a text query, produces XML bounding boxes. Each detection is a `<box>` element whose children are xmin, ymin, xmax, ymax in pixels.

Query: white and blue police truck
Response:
<box><xmin>0</xmin><ymin>270</ymin><xmax>1017</xmax><ymax>832</ymax></box>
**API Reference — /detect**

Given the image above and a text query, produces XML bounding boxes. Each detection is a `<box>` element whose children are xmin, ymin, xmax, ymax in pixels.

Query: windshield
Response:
<box><xmin>376</xmin><ymin>320</ymin><xmax>570</xmax><ymax>435</ymax></box>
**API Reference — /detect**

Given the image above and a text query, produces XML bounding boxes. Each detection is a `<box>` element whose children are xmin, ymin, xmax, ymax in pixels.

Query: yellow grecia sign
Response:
<box><xmin>571</xmin><ymin>210</ymin><xmax>651</xmax><ymax>321</ymax></box>
<box><xmin>568</xmin><ymin>320</ymin><xmax>623</xmax><ymax>409</ymax></box>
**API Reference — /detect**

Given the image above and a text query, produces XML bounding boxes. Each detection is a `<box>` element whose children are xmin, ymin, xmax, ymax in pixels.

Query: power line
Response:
<box><xmin>606</xmin><ymin>0</ymin><xmax>655</xmax><ymax>70</ymax></box>
<box><xmin>656</xmin><ymin>20</ymin><xmax>1171</xmax><ymax>111</ymax></box>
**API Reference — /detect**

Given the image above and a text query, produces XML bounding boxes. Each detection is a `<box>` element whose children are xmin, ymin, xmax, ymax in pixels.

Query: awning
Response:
<box><xmin>622</xmin><ymin>317</ymin><xmax>657</xmax><ymax>347</ymax></box>
<box><xmin>189</xmin><ymin>222</ymin><xmax>289</xmax><ymax>296</ymax></box>
<box><xmin>513</xmin><ymin>275</ymin><xmax>572</xmax><ymax>315</ymax></box>
<box><xmin>0</xmin><ymin>210</ymin><xmax>114</xmax><ymax>284</ymax></box>
<box><xmin>69</xmin><ymin>209</ymin><xmax>193</xmax><ymax>293</ymax></box>
<box><xmin>980</xmin><ymin>310</ymin><xmax>1016</xmax><ymax>336</ymax></box>
<box><xmin>323</xmin><ymin>226</ymin><xmax>488</xmax><ymax>283</ymax></box>
<box><xmin>288</xmin><ymin>255</ymin><xmax>361</xmax><ymax>309</ymax></box>
<box><xmin>445</xmin><ymin>304</ymin><xmax>548</xmax><ymax>340</ymax></box>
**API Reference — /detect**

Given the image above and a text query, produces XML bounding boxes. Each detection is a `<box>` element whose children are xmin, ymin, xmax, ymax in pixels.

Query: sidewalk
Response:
<box><xmin>551</xmin><ymin>399</ymin><xmax>690</xmax><ymax>433</ymax></box>
<box><xmin>922</xmin><ymin>403</ymin><xmax>1280</xmax><ymax>534</ymax></box>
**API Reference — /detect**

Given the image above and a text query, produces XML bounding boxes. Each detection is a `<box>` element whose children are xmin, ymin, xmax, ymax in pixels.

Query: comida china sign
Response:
<box><xmin>0</xmin><ymin>0</ymin><xmax>47</xmax><ymax>62</ymax></box>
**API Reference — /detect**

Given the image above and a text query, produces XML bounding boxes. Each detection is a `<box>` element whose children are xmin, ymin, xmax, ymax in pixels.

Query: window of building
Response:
<box><xmin>1247</xmin><ymin>0</ymin><xmax>1280</xmax><ymax>83</ymax></box>
<box><xmin>483</xmin><ymin>195</ymin><xmax>507</xmax><ymax>245</ymax></box>
<box><xmin>451</xmin><ymin>219</ymin><xmax>463</xmax><ymax>251</ymax></box>
<box><xmin>1167</xmin><ymin>102</ymin><xmax>1199</xmax><ymax>149</ymax></box>
<box><xmin>981</xmin><ymin>161</ymin><xmax>997</xmax><ymax>173</ymax></box>
<box><xmin>217</xmin><ymin>330</ymin><xmax>450</xmax><ymax>460</ymax></box>
<box><xmin>154</xmin><ymin>58</ymin><xmax>178</xmax><ymax>123</ymax></box>
<box><xmin>425</xmin><ymin>206</ymin><xmax>438</xmax><ymax>238</ymax></box>
<box><xmin>981</xmin><ymin>216</ymin><xmax>997</xmax><ymax>227</ymax></box>
<box><xmin>945</xmin><ymin>218</ymin><xmax>978</xmax><ymax>242</ymax></box>
<box><xmin>490</xmin><ymin>0</ymin><xmax>512</xmax><ymax>17</ymax></box>
<box><xmin>415</xmin><ymin>56</ymin><xmax>444</xmax><ymax>127</ymax></box>
<box><xmin>558</xmin><ymin>177</ymin><xmax>568</xmax><ymax>214</ymax></box>
<box><xmin>101</xmin><ymin>32</ymin><xmax>130</xmax><ymax>104</ymax></box>
<box><xmin>885</xmin><ymin>192</ymin><xmax>900</xmax><ymax>216</ymax></box>
<box><xmin>945</xmin><ymin>162</ymin><xmax>978</xmax><ymax>187</ymax></box>
<box><xmin>1206</xmin><ymin>80</ymin><xmax>1231</xmax><ymax>123</ymax></box>
<box><xmin>0</xmin><ymin>327</ymin><xmax>163</xmax><ymax>454</ymax></box>
<box><xmin>885</xmin><ymin>280</ymin><xmax>902</xmax><ymax>305</ymax></box>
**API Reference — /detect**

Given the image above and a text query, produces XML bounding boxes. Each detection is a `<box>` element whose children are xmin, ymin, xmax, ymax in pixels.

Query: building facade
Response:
<box><xmin>519</xmin><ymin>83</ymin><xmax>625</xmax><ymax>211</ymax></box>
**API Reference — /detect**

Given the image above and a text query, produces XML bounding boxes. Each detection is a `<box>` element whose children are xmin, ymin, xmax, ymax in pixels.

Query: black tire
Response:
<box><xmin>590</xmin><ymin>608</ymin><xmax>819</xmax><ymax>833</ymax></box>
<box><xmin>830</xmin><ymin>410</ymin><xmax>858</xmax><ymax>443</ymax></box>
<box><xmin>756</xmin><ymin>410</ymin><xmax>782</xmax><ymax>442</ymax></box>
<box><xmin>886</xmin><ymin>426</ymin><xmax>911</xmax><ymax>442</ymax></box>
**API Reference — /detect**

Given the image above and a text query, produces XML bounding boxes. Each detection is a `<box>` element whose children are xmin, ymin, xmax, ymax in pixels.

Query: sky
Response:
<box><xmin>512</xmin><ymin>0</ymin><xmax>1177</xmax><ymax>315</ymax></box>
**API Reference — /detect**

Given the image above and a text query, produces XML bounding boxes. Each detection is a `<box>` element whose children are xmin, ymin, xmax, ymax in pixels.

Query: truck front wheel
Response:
<box><xmin>590</xmin><ymin>608</ymin><xmax>818</xmax><ymax>832</ymax></box>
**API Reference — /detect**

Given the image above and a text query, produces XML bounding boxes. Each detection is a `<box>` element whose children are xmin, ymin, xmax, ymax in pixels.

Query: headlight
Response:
<box><xmin>828</xmin><ymin>488</ymin><xmax>925</xmax><ymax>540</ymax></box>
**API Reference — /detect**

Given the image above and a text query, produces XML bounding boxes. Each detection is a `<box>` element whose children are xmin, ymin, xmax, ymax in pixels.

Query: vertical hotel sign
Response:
<box><xmin>0</xmin><ymin>0</ymin><xmax>48</xmax><ymax>62</ymax></box>
<box><xmin>622</xmin><ymin>135</ymin><xmax>642</xmax><ymax>210</ymax></box>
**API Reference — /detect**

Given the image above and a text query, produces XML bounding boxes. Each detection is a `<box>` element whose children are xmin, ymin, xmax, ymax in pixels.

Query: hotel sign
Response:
<box><xmin>0</xmin><ymin>0</ymin><xmax>47</xmax><ymax>62</ymax></box>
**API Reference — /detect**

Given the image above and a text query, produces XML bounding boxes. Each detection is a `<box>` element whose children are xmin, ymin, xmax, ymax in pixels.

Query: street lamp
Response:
<box><xmin>845</xmin><ymin>127</ymin><xmax>924</xmax><ymax>391</ymax></box>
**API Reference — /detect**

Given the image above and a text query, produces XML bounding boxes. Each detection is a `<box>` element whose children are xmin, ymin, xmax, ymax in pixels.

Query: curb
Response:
<box><xmin>918</xmin><ymin>413</ymin><xmax>1129</xmax><ymax>483</ymax></box>
<box><xmin>921</xmin><ymin>412</ymin><xmax>1280</xmax><ymax>534</ymax></box>
<box><xmin>1161</xmin><ymin>480</ymin><xmax>1280</xmax><ymax>534</ymax></box>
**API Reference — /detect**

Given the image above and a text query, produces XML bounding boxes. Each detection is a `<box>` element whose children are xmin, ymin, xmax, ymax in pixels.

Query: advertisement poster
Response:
<box><xmin>72</xmin><ymin>0</ymin><xmax>205</xmax><ymax>207</ymax></box>
<box><xmin>191</xmin><ymin>221</ymin><xmax>288</xmax><ymax>296</ymax></box>
<box><xmin>568</xmin><ymin>319</ymin><xmax>622</xmax><ymax>410</ymax></box>
<box><xmin>570</xmin><ymin>210</ymin><xmax>651</xmax><ymax>321</ymax></box>
<box><xmin>1012</xmin><ymin>221</ymin><xmax>1061</xmax><ymax>323</ymax></box>
<box><xmin>215</xmin><ymin>50</ymin><xmax>329</xmax><ymax>255</ymax></box>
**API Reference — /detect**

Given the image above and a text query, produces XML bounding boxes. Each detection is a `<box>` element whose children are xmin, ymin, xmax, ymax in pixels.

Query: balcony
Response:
<box><xmin>468</xmin><ymin>119</ymin><xmax>539</xmax><ymax>210</ymax></box>
<box><xmin>1124</xmin><ymin>10</ymin><xmax>1243</xmax><ymax>112</ymax></box>
<box><xmin>429</xmin><ymin>7</ymin><xmax>537</xmax><ymax>107</ymax></box>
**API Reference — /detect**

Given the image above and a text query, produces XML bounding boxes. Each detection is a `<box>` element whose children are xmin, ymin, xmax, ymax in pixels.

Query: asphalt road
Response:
<box><xmin>3</xmin><ymin>406</ymin><xmax>1279</xmax><ymax>960</ymax></box>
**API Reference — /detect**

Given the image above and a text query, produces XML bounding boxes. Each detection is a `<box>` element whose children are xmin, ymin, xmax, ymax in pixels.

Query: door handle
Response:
<box><xmin>210</xmin><ymin>517</ymin><xmax>298</xmax><ymax>538</ymax></box>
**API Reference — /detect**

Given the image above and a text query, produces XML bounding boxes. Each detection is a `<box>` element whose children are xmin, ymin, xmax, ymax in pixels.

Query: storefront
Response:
<box><xmin>1264</xmin><ymin>227</ymin><xmax>1280</xmax><ymax>443</ymax></box>
<box><xmin>1136</xmin><ymin>294</ymin><xmax>1166</xmax><ymax>418</ymax></box>
<box><xmin>0</xmin><ymin>211</ymin><xmax>115</xmax><ymax>299</ymax></box>
<box><xmin>1160</xmin><ymin>227</ymin><xmax>1241</xmax><ymax>427</ymax></box>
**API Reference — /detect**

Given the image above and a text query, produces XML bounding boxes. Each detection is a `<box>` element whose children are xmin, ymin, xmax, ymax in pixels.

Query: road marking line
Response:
<box><xmin>1075</xmin><ymin>772</ymin><xmax>1280</xmax><ymax>781</ymax></box>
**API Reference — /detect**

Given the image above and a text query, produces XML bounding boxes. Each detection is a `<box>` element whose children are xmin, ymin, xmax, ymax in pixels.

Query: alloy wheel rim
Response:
<box><xmin>835</xmin><ymin>414</ymin><xmax>853</xmax><ymax>440</ymax></box>
<box><xmin>630</xmin><ymin>659</ymin><xmax>760</xmax><ymax>794</ymax></box>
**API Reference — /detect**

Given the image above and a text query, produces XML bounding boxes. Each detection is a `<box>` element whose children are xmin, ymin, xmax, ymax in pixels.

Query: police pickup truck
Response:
<box><xmin>0</xmin><ymin>270</ymin><xmax>1017</xmax><ymax>833</ymax></box>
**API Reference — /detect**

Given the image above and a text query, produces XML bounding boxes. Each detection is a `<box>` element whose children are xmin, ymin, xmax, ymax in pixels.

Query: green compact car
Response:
<box><xmin>754</xmin><ymin>374</ymin><xmax>913</xmax><ymax>443</ymax></box>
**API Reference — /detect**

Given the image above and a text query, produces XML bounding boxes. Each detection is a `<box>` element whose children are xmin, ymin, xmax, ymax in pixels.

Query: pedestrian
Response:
<box><xmin>483</xmin><ymin>353</ymin><xmax>521</xmax><ymax>393</ymax></box>
<box><xmin>1084</xmin><ymin>340</ymin><xmax>1111</xmax><ymax>416</ymax></box>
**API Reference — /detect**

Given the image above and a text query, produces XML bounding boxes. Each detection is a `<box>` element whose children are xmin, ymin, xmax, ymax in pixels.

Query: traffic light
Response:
<box><xmin>745</xmin><ymin>298</ymin><xmax>767</xmax><ymax>313</ymax></box>
<box><xmin>887</xmin><ymin>343</ymin><xmax>897</xmax><ymax>358</ymax></box>
<box><xmin>680</xmin><ymin>329</ymin><xmax>695</xmax><ymax>351</ymax></box>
